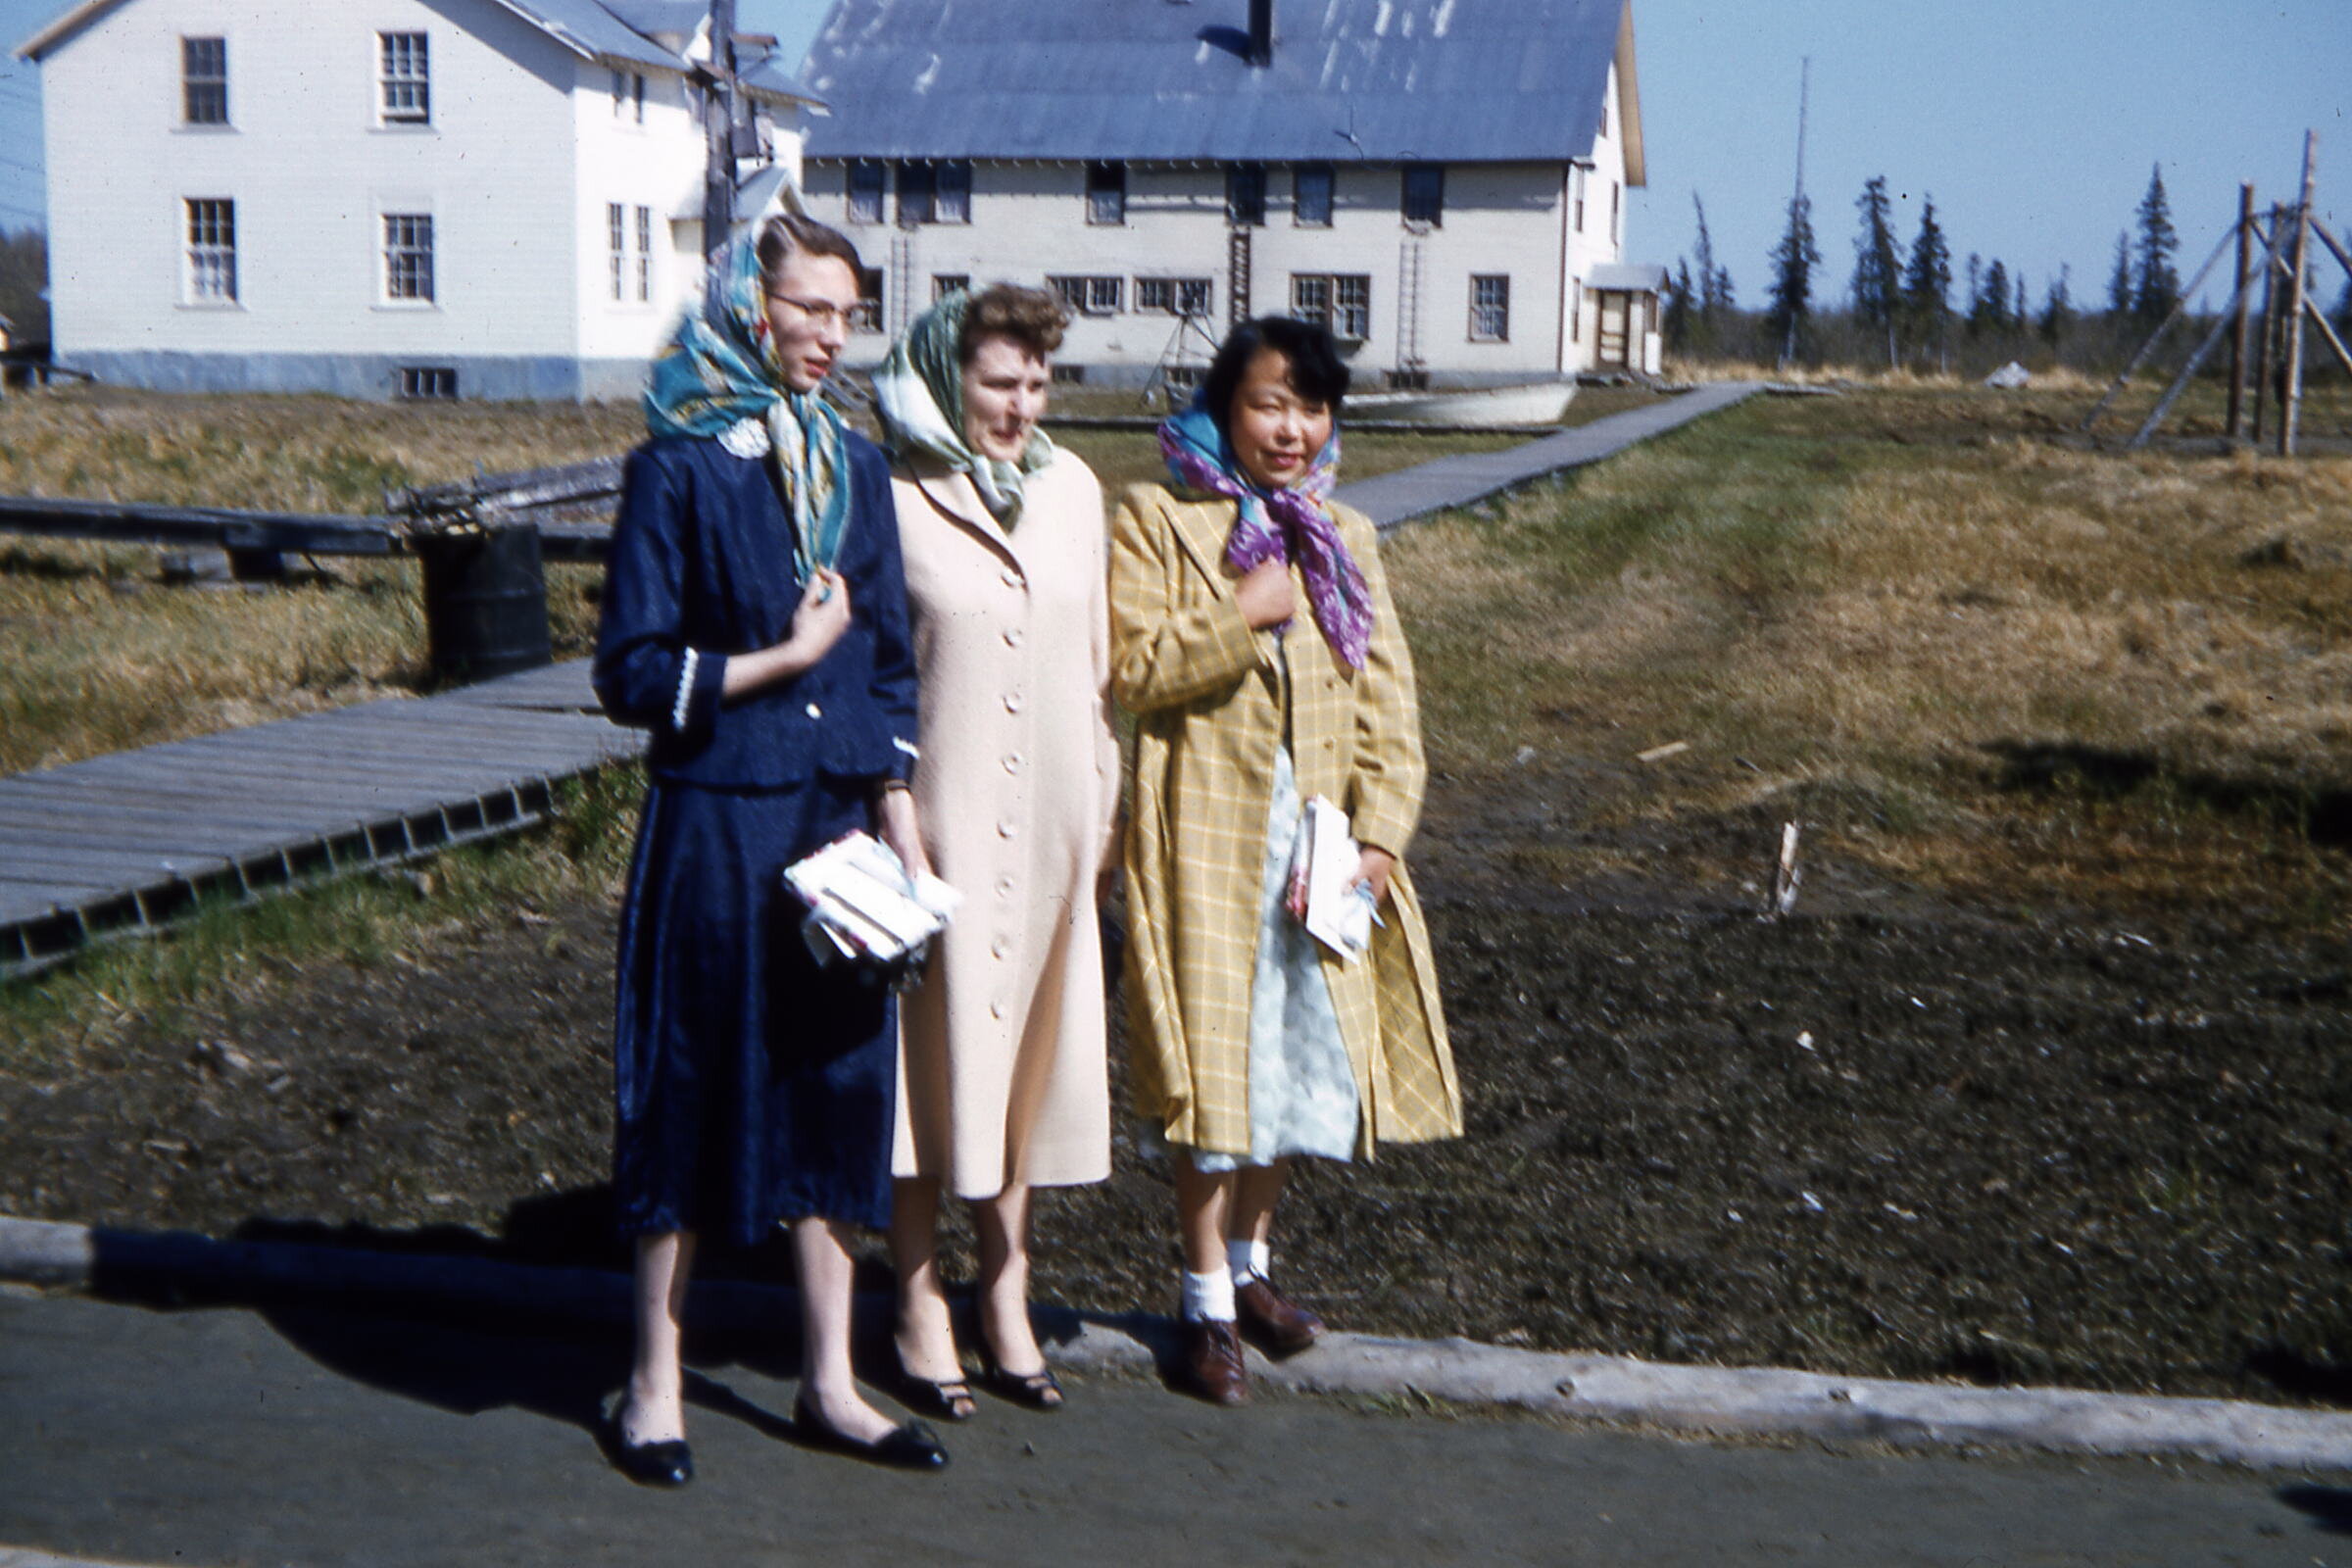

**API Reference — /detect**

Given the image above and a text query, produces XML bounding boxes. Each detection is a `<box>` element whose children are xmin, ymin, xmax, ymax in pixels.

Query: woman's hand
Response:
<box><xmin>1233</xmin><ymin>559</ymin><xmax>1296</xmax><ymax>630</ymax></box>
<box><xmin>875</xmin><ymin>784</ymin><xmax>932</xmax><ymax>881</ymax></box>
<box><xmin>722</xmin><ymin>570</ymin><xmax>853</xmax><ymax>698</ymax></box>
<box><xmin>1350</xmin><ymin>846</ymin><xmax>1396</xmax><ymax>906</ymax></box>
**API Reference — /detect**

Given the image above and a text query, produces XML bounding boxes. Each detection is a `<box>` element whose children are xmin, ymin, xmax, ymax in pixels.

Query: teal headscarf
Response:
<box><xmin>871</xmin><ymin>289</ymin><xmax>1054</xmax><ymax>526</ymax></box>
<box><xmin>643</xmin><ymin>236</ymin><xmax>852</xmax><ymax>579</ymax></box>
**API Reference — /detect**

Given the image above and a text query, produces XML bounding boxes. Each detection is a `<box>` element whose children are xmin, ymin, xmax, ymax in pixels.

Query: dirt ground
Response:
<box><xmin>4</xmin><ymin>749</ymin><xmax>2348</xmax><ymax>1409</ymax></box>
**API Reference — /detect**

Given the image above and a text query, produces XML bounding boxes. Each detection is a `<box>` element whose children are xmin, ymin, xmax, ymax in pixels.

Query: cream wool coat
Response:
<box><xmin>1109</xmin><ymin>481</ymin><xmax>1460</xmax><ymax>1159</ymax></box>
<box><xmin>890</xmin><ymin>449</ymin><xmax>1119</xmax><ymax>1197</ymax></box>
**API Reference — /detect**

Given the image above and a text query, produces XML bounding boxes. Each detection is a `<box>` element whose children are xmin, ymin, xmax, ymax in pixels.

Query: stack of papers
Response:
<box><xmin>1284</xmin><ymin>796</ymin><xmax>1378</xmax><ymax>962</ymax></box>
<box><xmin>784</xmin><ymin>831</ymin><xmax>961</xmax><ymax>969</ymax></box>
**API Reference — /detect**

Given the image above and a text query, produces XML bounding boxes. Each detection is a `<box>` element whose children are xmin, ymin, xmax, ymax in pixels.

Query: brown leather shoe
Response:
<box><xmin>1235</xmin><ymin>1277</ymin><xmax>1325</xmax><ymax>1356</ymax></box>
<box><xmin>1180</xmin><ymin>1316</ymin><xmax>1250</xmax><ymax>1405</ymax></box>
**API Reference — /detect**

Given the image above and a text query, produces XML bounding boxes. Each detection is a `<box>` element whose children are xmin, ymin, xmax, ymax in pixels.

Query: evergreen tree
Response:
<box><xmin>2038</xmin><ymin>266</ymin><xmax>2074</xmax><ymax>347</ymax></box>
<box><xmin>1766</xmin><ymin>192</ymin><xmax>1821</xmax><ymax>365</ymax></box>
<box><xmin>1963</xmin><ymin>253</ymin><xmax>1984</xmax><ymax>336</ymax></box>
<box><xmin>2014</xmin><ymin>272</ymin><xmax>2028</xmax><ymax>328</ymax></box>
<box><xmin>1983</xmin><ymin>258</ymin><xmax>2012</xmax><ymax>332</ymax></box>
<box><xmin>2132</xmin><ymin>165</ymin><xmax>2181</xmax><ymax>321</ymax></box>
<box><xmin>1712</xmin><ymin>265</ymin><xmax>1738</xmax><ymax>314</ymax></box>
<box><xmin>1692</xmin><ymin>192</ymin><xmax>1725</xmax><ymax>319</ymax></box>
<box><xmin>1850</xmin><ymin>175</ymin><xmax>1902</xmax><ymax>367</ymax></box>
<box><xmin>1664</xmin><ymin>259</ymin><xmax>1693</xmax><ymax>351</ymax></box>
<box><xmin>1902</xmin><ymin>196</ymin><xmax>1953</xmax><ymax>368</ymax></box>
<box><xmin>2106</xmin><ymin>231</ymin><xmax>2133</xmax><ymax>318</ymax></box>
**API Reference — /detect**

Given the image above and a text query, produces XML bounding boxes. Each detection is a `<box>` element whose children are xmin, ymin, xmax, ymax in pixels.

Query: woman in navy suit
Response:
<box><xmin>593</xmin><ymin>215</ymin><xmax>946</xmax><ymax>1480</ymax></box>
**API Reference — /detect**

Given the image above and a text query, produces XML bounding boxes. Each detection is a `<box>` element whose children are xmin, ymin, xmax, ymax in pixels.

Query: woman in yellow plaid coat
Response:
<box><xmin>1110</xmin><ymin>317</ymin><xmax>1460</xmax><ymax>1404</ymax></box>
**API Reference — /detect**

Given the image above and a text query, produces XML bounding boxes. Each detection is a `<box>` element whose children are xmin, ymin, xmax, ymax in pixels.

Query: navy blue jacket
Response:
<box><xmin>593</xmin><ymin>429</ymin><xmax>920</xmax><ymax>788</ymax></box>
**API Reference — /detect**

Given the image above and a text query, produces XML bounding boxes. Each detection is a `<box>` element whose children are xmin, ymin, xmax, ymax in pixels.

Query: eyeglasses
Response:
<box><xmin>765</xmin><ymin>293</ymin><xmax>858</xmax><ymax>328</ymax></box>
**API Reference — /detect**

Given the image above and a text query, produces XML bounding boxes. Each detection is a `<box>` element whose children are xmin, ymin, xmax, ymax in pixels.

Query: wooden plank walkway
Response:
<box><xmin>0</xmin><ymin>662</ymin><xmax>640</xmax><ymax>976</ymax></box>
<box><xmin>0</xmin><ymin>382</ymin><xmax>1762</xmax><ymax>978</ymax></box>
<box><xmin>1340</xmin><ymin>380</ymin><xmax>1763</xmax><ymax>531</ymax></box>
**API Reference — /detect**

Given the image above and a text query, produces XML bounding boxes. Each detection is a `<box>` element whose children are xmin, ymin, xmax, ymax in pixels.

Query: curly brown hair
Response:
<box><xmin>958</xmin><ymin>283</ymin><xmax>1068</xmax><ymax>364</ymax></box>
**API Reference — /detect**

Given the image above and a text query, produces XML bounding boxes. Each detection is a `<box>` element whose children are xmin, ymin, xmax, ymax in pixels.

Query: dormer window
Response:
<box><xmin>181</xmin><ymin>37</ymin><xmax>227</xmax><ymax>125</ymax></box>
<box><xmin>379</xmin><ymin>32</ymin><xmax>430</xmax><ymax>125</ymax></box>
<box><xmin>1402</xmin><ymin>164</ymin><xmax>1445</xmax><ymax>227</ymax></box>
<box><xmin>612</xmin><ymin>70</ymin><xmax>646</xmax><ymax>122</ymax></box>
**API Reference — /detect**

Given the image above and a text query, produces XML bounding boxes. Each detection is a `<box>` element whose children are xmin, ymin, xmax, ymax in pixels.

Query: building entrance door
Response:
<box><xmin>1597</xmin><ymin>292</ymin><xmax>1631</xmax><ymax>368</ymax></box>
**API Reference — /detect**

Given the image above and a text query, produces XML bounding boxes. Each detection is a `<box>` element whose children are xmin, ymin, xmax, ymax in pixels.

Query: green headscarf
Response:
<box><xmin>642</xmin><ymin>236</ymin><xmax>851</xmax><ymax>580</ymax></box>
<box><xmin>872</xmin><ymin>289</ymin><xmax>1054</xmax><ymax>526</ymax></box>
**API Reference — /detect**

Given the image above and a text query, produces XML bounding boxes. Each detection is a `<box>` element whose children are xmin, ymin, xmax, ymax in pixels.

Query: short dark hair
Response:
<box><xmin>959</xmin><ymin>283</ymin><xmax>1068</xmax><ymax>364</ymax></box>
<box><xmin>755</xmin><ymin>214</ymin><xmax>863</xmax><ymax>287</ymax></box>
<box><xmin>1200</xmin><ymin>316</ymin><xmax>1351</xmax><ymax>438</ymax></box>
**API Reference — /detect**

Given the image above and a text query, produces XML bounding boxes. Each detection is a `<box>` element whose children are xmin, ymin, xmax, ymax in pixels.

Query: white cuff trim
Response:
<box><xmin>671</xmin><ymin>648</ymin><xmax>700</xmax><ymax>732</ymax></box>
<box><xmin>893</xmin><ymin>737</ymin><xmax>921</xmax><ymax>759</ymax></box>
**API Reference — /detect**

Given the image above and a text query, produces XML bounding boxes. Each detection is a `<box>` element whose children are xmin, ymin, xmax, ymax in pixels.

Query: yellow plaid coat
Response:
<box><xmin>1109</xmin><ymin>481</ymin><xmax>1461</xmax><ymax>1157</ymax></box>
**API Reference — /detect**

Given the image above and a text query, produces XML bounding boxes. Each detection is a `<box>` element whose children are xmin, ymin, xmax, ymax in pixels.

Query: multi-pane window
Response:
<box><xmin>1048</xmin><ymin>274</ymin><xmax>1122</xmax><ymax>317</ymax></box>
<box><xmin>847</xmin><ymin>161</ymin><xmax>886</xmax><ymax>224</ymax></box>
<box><xmin>1571</xmin><ymin>164</ymin><xmax>1586</xmax><ymax>232</ymax></box>
<box><xmin>181</xmin><ymin>37</ymin><xmax>227</xmax><ymax>125</ymax></box>
<box><xmin>1226</xmin><ymin>164</ymin><xmax>1267</xmax><ymax>227</ymax></box>
<box><xmin>608</xmin><ymin>204</ymin><xmax>651</xmax><ymax>303</ymax></box>
<box><xmin>852</xmin><ymin>267</ymin><xmax>885</xmax><ymax>332</ymax></box>
<box><xmin>1086</xmin><ymin>162</ymin><xmax>1126</xmax><ymax>225</ymax></box>
<box><xmin>184</xmin><ymin>198</ymin><xmax>236</xmax><ymax>303</ymax></box>
<box><xmin>932</xmin><ymin>273</ymin><xmax>970</xmax><ymax>302</ymax></box>
<box><xmin>1291</xmin><ymin>273</ymin><xmax>1370</xmax><ymax>340</ymax></box>
<box><xmin>1293</xmin><ymin>164</ymin><xmax>1334</xmax><ymax>227</ymax></box>
<box><xmin>379</xmin><ymin>32</ymin><xmax>430</xmax><ymax>124</ymax></box>
<box><xmin>1469</xmin><ymin>274</ymin><xmax>1510</xmax><ymax>341</ymax></box>
<box><xmin>612</xmin><ymin>70</ymin><xmax>645</xmax><ymax>122</ymax></box>
<box><xmin>894</xmin><ymin>160</ymin><xmax>971</xmax><ymax>225</ymax></box>
<box><xmin>383</xmin><ymin>214</ymin><xmax>435</xmax><ymax>302</ymax></box>
<box><xmin>1401</xmin><ymin>164</ymin><xmax>1445</xmax><ymax>226</ymax></box>
<box><xmin>1136</xmin><ymin>276</ymin><xmax>1212</xmax><ymax>318</ymax></box>
<box><xmin>397</xmin><ymin>367</ymin><xmax>458</xmax><ymax>400</ymax></box>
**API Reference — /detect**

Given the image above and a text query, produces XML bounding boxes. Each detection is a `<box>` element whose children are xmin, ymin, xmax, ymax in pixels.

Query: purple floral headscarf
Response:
<box><xmin>1158</xmin><ymin>395</ymin><xmax>1371</xmax><ymax>669</ymax></box>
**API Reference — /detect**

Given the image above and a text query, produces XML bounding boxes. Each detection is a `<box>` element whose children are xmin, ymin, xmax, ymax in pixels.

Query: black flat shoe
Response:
<box><xmin>891</xmin><ymin>1359</ymin><xmax>978</xmax><ymax>1423</ymax></box>
<box><xmin>793</xmin><ymin>1396</ymin><xmax>950</xmax><ymax>1471</ymax></box>
<box><xmin>605</xmin><ymin>1400</ymin><xmax>693</xmax><ymax>1487</ymax></box>
<box><xmin>978</xmin><ymin>1357</ymin><xmax>1065</xmax><ymax>1411</ymax></box>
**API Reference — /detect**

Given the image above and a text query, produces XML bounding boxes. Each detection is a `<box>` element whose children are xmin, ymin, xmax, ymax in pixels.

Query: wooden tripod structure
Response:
<box><xmin>2083</xmin><ymin>132</ymin><xmax>2352</xmax><ymax>454</ymax></box>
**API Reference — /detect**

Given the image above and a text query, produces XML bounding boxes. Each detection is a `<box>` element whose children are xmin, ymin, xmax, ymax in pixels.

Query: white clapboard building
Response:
<box><xmin>800</xmin><ymin>0</ymin><xmax>1660</xmax><ymax>387</ymax></box>
<box><xmin>16</xmin><ymin>0</ymin><xmax>817</xmax><ymax>400</ymax></box>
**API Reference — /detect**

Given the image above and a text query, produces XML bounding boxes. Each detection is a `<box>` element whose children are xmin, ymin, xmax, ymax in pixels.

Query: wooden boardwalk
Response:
<box><xmin>0</xmin><ymin>662</ymin><xmax>639</xmax><ymax>975</ymax></box>
<box><xmin>0</xmin><ymin>383</ymin><xmax>1762</xmax><ymax>977</ymax></box>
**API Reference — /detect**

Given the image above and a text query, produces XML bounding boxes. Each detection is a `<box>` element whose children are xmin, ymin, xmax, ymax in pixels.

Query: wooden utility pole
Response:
<box><xmin>2227</xmin><ymin>183</ymin><xmax>2254</xmax><ymax>441</ymax></box>
<box><xmin>2278</xmin><ymin>130</ymin><xmax>2317</xmax><ymax>457</ymax></box>
<box><xmin>2252</xmin><ymin>205</ymin><xmax>2281</xmax><ymax>445</ymax></box>
<box><xmin>702</xmin><ymin>0</ymin><xmax>740</xmax><ymax>262</ymax></box>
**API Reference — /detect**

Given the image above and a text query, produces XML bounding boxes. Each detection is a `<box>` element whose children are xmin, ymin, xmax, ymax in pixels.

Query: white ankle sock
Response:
<box><xmin>1183</xmin><ymin>1268</ymin><xmax>1237</xmax><ymax>1322</ymax></box>
<box><xmin>1227</xmin><ymin>1238</ymin><xmax>1271</xmax><ymax>1287</ymax></box>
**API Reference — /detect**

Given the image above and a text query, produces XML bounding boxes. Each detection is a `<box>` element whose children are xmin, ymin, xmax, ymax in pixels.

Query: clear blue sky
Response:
<box><xmin>5</xmin><ymin>0</ymin><xmax>2347</xmax><ymax>309</ymax></box>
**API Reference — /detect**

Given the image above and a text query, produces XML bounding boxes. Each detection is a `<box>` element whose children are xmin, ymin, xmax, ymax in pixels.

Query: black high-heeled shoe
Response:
<box><xmin>977</xmin><ymin>1350</ymin><xmax>1064</xmax><ymax>1411</ymax></box>
<box><xmin>890</xmin><ymin>1356</ymin><xmax>978</xmax><ymax>1423</ymax></box>
<box><xmin>605</xmin><ymin>1397</ymin><xmax>694</xmax><ymax>1488</ymax></box>
<box><xmin>793</xmin><ymin>1395</ymin><xmax>951</xmax><ymax>1471</ymax></box>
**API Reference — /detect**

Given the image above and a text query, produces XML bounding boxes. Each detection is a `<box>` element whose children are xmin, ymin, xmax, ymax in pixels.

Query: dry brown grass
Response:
<box><xmin>1387</xmin><ymin>383</ymin><xmax>2352</xmax><ymax>926</ymax></box>
<box><xmin>0</xmin><ymin>388</ymin><xmax>642</xmax><ymax>773</ymax></box>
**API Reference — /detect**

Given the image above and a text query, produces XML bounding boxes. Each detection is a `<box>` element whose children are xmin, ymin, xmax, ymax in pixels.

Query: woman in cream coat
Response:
<box><xmin>875</xmin><ymin>285</ymin><xmax>1119</xmax><ymax>1417</ymax></box>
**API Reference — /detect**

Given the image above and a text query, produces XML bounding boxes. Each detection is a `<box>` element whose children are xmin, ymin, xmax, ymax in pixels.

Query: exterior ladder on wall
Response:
<box><xmin>1396</xmin><ymin>234</ymin><xmax>1429</xmax><ymax>387</ymax></box>
<box><xmin>1227</xmin><ymin>226</ymin><xmax>1253</xmax><ymax>327</ymax></box>
<box><xmin>889</xmin><ymin>227</ymin><xmax>916</xmax><ymax>338</ymax></box>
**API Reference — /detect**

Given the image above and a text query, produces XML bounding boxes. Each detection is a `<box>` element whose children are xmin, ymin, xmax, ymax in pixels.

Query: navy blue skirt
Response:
<box><xmin>612</xmin><ymin>774</ymin><xmax>896</xmax><ymax>1243</ymax></box>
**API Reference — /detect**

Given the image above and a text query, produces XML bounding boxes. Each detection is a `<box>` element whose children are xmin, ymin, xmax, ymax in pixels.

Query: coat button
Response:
<box><xmin>1003</xmin><ymin>693</ymin><xmax>1025</xmax><ymax>713</ymax></box>
<box><xmin>991</xmin><ymin>937</ymin><xmax>1010</xmax><ymax>959</ymax></box>
<box><xmin>996</xmin><ymin>876</ymin><xmax>1015</xmax><ymax>898</ymax></box>
<box><xmin>1003</xmin><ymin>627</ymin><xmax>1025</xmax><ymax>649</ymax></box>
<box><xmin>1003</xmin><ymin>754</ymin><xmax>1022</xmax><ymax>775</ymax></box>
<box><xmin>1002</xmin><ymin>568</ymin><xmax>1023</xmax><ymax>589</ymax></box>
<box><xmin>997</xmin><ymin>818</ymin><xmax>1017</xmax><ymax>839</ymax></box>
<box><xmin>990</xmin><ymin>1001</ymin><xmax>1007</xmax><ymax>1019</ymax></box>
<box><xmin>805</xmin><ymin>702</ymin><xmax>822</xmax><ymax>719</ymax></box>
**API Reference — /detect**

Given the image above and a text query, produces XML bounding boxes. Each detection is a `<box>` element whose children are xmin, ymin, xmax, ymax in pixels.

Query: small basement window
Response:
<box><xmin>396</xmin><ymin>366</ymin><xmax>458</xmax><ymax>400</ymax></box>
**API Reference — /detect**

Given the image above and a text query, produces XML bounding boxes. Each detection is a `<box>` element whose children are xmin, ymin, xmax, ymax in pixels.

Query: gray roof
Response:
<box><xmin>1587</xmin><ymin>262</ymin><xmax>1664</xmax><ymax>292</ymax></box>
<box><xmin>499</xmin><ymin>0</ymin><xmax>687</xmax><ymax>73</ymax></box>
<box><xmin>801</xmin><ymin>0</ymin><xmax>1636</xmax><ymax>166</ymax></box>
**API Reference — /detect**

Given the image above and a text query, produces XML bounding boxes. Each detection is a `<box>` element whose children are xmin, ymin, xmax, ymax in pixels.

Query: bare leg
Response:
<box><xmin>889</xmin><ymin>1176</ymin><xmax>971</xmax><ymax>1402</ymax></box>
<box><xmin>623</xmin><ymin>1230</ymin><xmax>696</xmax><ymax>1445</ymax></box>
<box><xmin>793</xmin><ymin>1215</ymin><xmax>899</xmax><ymax>1445</ymax></box>
<box><xmin>974</xmin><ymin>1184</ymin><xmax>1050</xmax><ymax>1382</ymax></box>
<box><xmin>1228</xmin><ymin>1157</ymin><xmax>1289</xmax><ymax>1254</ymax></box>
<box><xmin>1174</xmin><ymin>1156</ymin><xmax>1237</xmax><ymax>1276</ymax></box>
